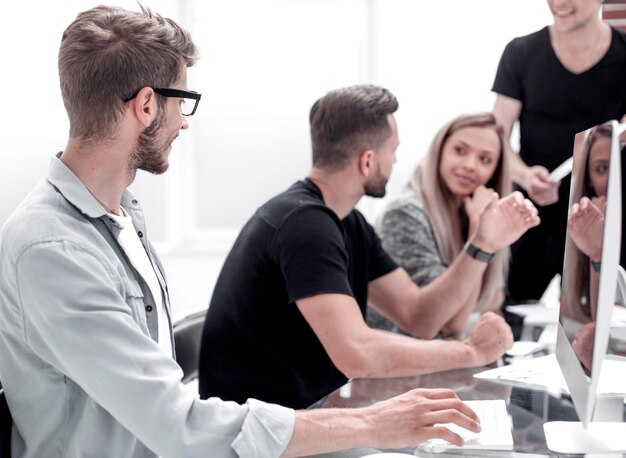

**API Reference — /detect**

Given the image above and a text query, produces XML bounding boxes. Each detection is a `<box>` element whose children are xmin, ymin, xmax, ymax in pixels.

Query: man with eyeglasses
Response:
<box><xmin>124</xmin><ymin>87</ymin><xmax>201</xmax><ymax>117</ymax></box>
<box><xmin>0</xmin><ymin>4</ymin><xmax>485</xmax><ymax>458</ymax></box>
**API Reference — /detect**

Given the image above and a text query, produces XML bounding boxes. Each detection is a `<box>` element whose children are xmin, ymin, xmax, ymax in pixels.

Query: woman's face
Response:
<box><xmin>438</xmin><ymin>126</ymin><xmax>501</xmax><ymax>199</ymax></box>
<box><xmin>588</xmin><ymin>136</ymin><xmax>610</xmax><ymax>197</ymax></box>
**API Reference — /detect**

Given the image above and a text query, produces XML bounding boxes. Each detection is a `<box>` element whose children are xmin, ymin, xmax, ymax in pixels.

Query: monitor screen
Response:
<box><xmin>556</xmin><ymin>120</ymin><xmax>626</xmax><ymax>427</ymax></box>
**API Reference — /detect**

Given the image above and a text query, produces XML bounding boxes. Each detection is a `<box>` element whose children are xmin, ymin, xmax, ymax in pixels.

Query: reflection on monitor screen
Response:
<box><xmin>560</xmin><ymin>123</ymin><xmax>612</xmax><ymax>375</ymax></box>
<box><xmin>544</xmin><ymin>120</ymin><xmax>626</xmax><ymax>454</ymax></box>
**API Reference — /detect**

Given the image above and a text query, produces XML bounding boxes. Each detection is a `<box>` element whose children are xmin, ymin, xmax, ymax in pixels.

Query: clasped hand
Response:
<box><xmin>466</xmin><ymin>189</ymin><xmax>540</xmax><ymax>253</ymax></box>
<box><xmin>464</xmin><ymin>312</ymin><xmax>514</xmax><ymax>366</ymax></box>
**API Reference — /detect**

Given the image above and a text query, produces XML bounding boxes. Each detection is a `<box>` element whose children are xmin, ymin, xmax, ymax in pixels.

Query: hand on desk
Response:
<box><xmin>362</xmin><ymin>388</ymin><xmax>479</xmax><ymax>448</ymax></box>
<box><xmin>463</xmin><ymin>312</ymin><xmax>514</xmax><ymax>366</ymax></box>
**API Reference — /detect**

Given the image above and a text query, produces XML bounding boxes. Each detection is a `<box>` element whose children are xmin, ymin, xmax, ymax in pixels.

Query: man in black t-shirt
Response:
<box><xmin>492</xmin><ymin>0</ymin><xmax>626</xmax><ymax>303</ymax></box>
<box><xmin>199</xmin><ymin>85</ymin><xmax>540</xmax><ymax>409</ymax></box>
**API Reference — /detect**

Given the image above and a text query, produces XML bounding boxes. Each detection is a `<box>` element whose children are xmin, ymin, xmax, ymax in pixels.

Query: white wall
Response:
<box><xmin>0</xmin><ymin>0</ymin><xmax>552</xmax><ymax>317</ymax></box>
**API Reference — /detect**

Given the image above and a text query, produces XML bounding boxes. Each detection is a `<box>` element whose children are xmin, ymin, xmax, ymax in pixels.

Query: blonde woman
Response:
<box><xmin>368</xmin><ymin>112</ymin><xmax>517</xmax><ymax>337</ymax></box>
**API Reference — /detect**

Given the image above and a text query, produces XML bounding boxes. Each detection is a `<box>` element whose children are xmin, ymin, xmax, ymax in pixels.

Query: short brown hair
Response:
<box><xmin>309</xmin><ymin>85</ymin><xmax>399</xmax><ymax>170</ymax></box>
<box><xmin>58</xmin><ymin>5</ymin><xmax>198</xmax><ymax>140</ymax></box>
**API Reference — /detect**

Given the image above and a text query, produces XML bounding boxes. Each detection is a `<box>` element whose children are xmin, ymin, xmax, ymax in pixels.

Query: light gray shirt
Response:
<box><xmin>366</xmin><ymin>185</ymin><xmax>447</xmax><ymax>334</ymax></box>
<box><xmin>0</xmin><ymin>156</ymin><xmax>294</xmax><ymax>458</ymax></box>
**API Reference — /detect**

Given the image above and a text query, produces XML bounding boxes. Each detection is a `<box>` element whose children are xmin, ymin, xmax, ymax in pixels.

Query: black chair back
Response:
<box><xmin>173</xmin><ymin>310</ymin><xmax>207</xmax><ymax>384</ymax></box>
<box><xmin>0</xmin><ymin>389</ymin><xmax>11</xmax><ymax>458</ymax></box>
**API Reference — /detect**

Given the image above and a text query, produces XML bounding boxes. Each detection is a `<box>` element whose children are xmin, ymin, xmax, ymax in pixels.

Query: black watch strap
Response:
<box><xmin>464</xmin><ymin>241</ymin><xmax>495</xmax><ymax>263</ymax></box>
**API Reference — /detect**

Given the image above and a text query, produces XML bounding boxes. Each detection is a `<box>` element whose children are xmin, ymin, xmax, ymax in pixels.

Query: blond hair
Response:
<box><xmin>411</xmin><ymin>112</ymin><xmax>511</xmax><ymax>310</ymax></box>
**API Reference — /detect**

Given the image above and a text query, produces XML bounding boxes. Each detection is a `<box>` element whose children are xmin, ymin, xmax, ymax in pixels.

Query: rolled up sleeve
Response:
<box><xmin>232</xmin><ymin>399</ymin><xmax>295</xmax><ymax>458</ymax></box>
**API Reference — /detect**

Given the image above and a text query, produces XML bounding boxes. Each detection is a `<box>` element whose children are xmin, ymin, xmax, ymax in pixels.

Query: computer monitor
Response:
<box><xmin>544</xmin><ymin>120</ymin><xmax>626</xmax><ymax>454</ymax></box>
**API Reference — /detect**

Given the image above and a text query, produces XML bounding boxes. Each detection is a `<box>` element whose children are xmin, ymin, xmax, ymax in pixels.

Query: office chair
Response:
<box><xmin>173</xmin><ymin>309</ymin><xmax>207</xmax><ymax>384</ymax></box>
<box><xmin>0</xmin><ymin>388</ymin><xmax>11</xmax><ymax>458</ymax></box>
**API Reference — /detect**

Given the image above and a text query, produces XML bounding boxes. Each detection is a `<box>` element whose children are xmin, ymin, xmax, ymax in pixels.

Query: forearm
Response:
<box><xmin>283</xmin><ymin>408</ymin><xmax>371</xmax><ymax>457</ymax></box>
<box><xmin>507</xmin><ymin>150</ymin><xmax>529</xmax><ymax>188</ymax></box>
<box><xmin>384</xmin><ymin>195</ymin><xmax>536</xmax><ymax>338</ymax></box>
<box><xmin>343</xmin><ymin>328</ymin><xmax>479</xmax><ymax>379</ymax></box>
<box><xmin>441</xmin><ymin>284</ymin><xmax>481</xmax><ymax>337</ymax></box>
<box><xmin>493</xmin><ymin>94</ymin><xmax>525</xmax><ymax>186</ymax></box>
<box><xmin>409</xmin><ymin>252</ymin><xmax>488</xmax><ymax>337</ymax></box>
<box><xmin>284</xmin><ymin>387</ymin><xmax>480</xmax><ymax>456</ymax></box>
<box><xmin>481</xmin><ymin>289</ymin><xmax>505</xmax><ymax>312</ymax></box>
<box><xmin>376</xmin><ymin>205</ymin><xmax>485</xmax><ymax>337</ymax></box>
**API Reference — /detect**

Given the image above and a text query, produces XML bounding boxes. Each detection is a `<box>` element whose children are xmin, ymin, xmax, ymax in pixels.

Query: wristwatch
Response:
<box><xmin>464</xmin><ymin>241</ymin><xmax>495</xmax><ymax>263</ymax></box>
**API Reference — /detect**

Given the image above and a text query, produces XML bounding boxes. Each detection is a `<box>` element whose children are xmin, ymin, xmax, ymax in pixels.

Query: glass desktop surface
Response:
<box><xmin>308</xmin><ymin>364</ymin><xmax>596</xmax><ymax>458</ymax></box>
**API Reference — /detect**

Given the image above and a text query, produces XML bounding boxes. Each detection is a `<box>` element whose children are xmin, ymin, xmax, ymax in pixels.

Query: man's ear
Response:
<box><xmin>357</xmin><ymin>149</ymin><xmax>375</xmax><ymax>177</ymax></box>
<box><xmin>129</xmin><ymin>87</ymin><xmax>158</xmax><ymax>127</ymax></box>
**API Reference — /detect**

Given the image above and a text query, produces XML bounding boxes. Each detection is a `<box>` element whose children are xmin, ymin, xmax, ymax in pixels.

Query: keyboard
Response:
<box><xmin>419</xmin><ymin>400</ymin><xmax>514</xmax><ymax>452</ymax></box>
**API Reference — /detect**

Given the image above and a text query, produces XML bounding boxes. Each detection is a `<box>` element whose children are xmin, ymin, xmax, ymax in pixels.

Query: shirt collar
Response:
<box><xmin>302</xmin><ymin>177</ymin><xmax>324</xmax><ymax>202</ymax></box>
<box><xmin>46</xmin><ymin>154</ymin><xmax>141</xmax><ymax>219</ymax></box>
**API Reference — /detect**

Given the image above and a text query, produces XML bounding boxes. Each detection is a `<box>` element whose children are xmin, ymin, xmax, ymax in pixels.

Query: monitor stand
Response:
<box><xmin>544</xmin><ymin>386</ymin><xmax>626</xmax><ymax>453</ymax></box>
<box><xmin>544</xmin><ymin>415</ymin><xmax>626</xmax><ymax>454</ymax></box>
<box><xmin>544</xmin><ymin>267</ymin><xmax>626</xmax><ymax>454</ymax></box>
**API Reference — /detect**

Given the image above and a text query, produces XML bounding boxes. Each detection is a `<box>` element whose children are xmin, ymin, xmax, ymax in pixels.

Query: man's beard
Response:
<box><xmin>364</xmin><ymin>164</ymin><xmax>388</xmax><ymax>198</ymax></box>
<box><xmin>129</xmin><ymin>109</ymin><xmax>170</xmax><ymax>175</ymax></box>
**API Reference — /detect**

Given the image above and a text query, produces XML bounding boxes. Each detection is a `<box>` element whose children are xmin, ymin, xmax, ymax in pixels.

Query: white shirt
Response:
<box><xmin>110</xmin><ymin>210</ymin><xmax>173</xmax><ymax>356</ymax></box>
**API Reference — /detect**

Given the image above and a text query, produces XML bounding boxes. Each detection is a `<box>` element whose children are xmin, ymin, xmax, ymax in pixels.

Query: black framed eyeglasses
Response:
<box><xmin>123</xmin><ymin>87</ymin><xmax>202</xmax><ymax>116</ymax></box>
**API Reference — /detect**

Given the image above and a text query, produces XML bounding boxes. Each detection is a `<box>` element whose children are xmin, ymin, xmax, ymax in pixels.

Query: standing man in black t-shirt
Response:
<box><xmin>492</xmin><ymin>0</ymin><xmax>626</xmax><ymax>303</ymax></box>
<box><xmin>199</xmin><ymin>84</ymin><xmax>540</xmax><ymax>409</ymax></box>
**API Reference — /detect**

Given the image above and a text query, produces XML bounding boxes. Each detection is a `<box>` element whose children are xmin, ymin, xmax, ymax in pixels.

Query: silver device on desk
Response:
<box><xmin>544</xmin><ymin>120</ymin><xmax>626</xmax><ymax>454</ymax></box>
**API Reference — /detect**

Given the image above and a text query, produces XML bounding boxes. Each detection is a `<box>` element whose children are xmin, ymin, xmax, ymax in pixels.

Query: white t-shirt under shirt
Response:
<box><xmin>110</xmin><ymin>210</ymin><xmax>173</xmax><ymax>356</ymax></box>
